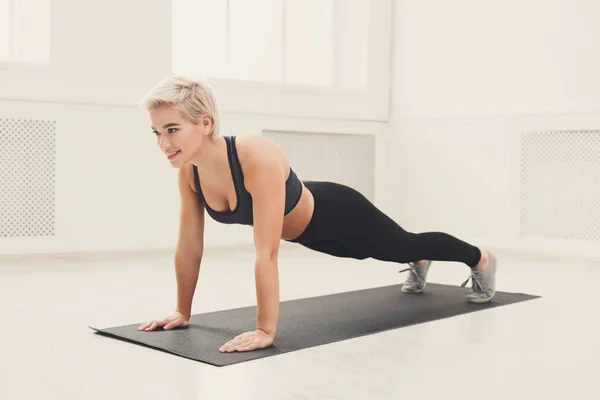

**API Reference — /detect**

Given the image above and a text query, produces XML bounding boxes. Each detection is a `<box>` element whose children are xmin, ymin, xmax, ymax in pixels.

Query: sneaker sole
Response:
<box><xmin>401</xmin><ymin>283</ymin><xmax>426</xmax><ymax>294</ymax></box>
<box><xmin>467</xmin><ymin>291</ymin><xmax>496</xmax><ymax>303</ymax></box>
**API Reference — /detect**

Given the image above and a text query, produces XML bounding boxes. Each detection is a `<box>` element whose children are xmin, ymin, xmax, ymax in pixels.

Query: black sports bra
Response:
<box><xmin>192</xmin><ymin>135</ymin><xmax>303</xmax><ymax>226</ymax></box>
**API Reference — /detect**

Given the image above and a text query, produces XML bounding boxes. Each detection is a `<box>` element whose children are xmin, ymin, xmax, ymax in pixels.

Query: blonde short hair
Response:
<box><xmin>141</xmin><ymin>75</ymin><xmax>220</xmax><ymax>137</ymax></box>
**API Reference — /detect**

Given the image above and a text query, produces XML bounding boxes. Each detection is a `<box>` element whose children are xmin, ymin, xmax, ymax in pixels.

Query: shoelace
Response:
<box><xmin>398</xmin><ymin>263</ymin><xmax>422</xmax><ymax>284</ymax></box>
<box><xmin>461</xmin><ymin>270</ymin><xmax>483</xmax><ymax>292</ymax></box>
<box><xmin>398</xmin><ymin>263</ymin><xmax>418</xmax><ymax>276</ymax></box>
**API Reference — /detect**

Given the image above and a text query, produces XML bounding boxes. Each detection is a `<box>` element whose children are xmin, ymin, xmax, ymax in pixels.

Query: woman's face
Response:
<box><xmin>149</xmin><ymin>105</ymin><xmax>212</xmax><ymax>168</ymax></box>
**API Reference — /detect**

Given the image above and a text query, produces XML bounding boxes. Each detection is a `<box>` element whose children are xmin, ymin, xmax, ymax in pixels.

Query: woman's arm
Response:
<box><xmin>245</xmin><ymin>155</ymin><xmax>287</xmax><ymax>338</ymax></box>
<box><xmin>138</xmin><ymin>166</ymin><xmax>205</xmax><ymax>332</ymax></box>
<box><xmin>216</xmin><ymin>135</ymin><xmax>290</xmax><ymax>352</ymax></box>
<box><xmin>174</xmin><ymin>165</ymin><xmax>206</xmax><ymax>319</ymax></box>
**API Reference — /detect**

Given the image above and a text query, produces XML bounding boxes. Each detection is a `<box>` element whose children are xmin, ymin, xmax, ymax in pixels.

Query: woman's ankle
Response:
<box><xmin>472</xmin><ymin>249</ymin><xmax>489</xmax><ymax>271</ymax></box>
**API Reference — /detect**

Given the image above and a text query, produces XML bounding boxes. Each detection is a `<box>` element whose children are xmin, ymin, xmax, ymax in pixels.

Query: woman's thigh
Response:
<box><xmin>298</xmin><ymin>239</ymin><xmax>368</xmax><ymax>260</ymax></box>
<box><xmin>292</xmin><ymin>181</ymin><xmax>416</xmax><ymax>262</ymax></box>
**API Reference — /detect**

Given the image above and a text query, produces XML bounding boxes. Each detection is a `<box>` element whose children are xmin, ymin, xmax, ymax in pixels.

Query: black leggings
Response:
<box><xmin>286</xmin><ymin>181</ymin><xmax>481</xmax><ymax>268</ymax></box>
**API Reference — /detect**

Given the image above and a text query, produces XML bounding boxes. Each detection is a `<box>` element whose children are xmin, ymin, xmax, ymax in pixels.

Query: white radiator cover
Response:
<box><xmin>262</xmin><ymin>130</ymin><xmax>376</xmax><ymax>202</ymax></box>
<box><xmin>0</xmin><ymin>118</ymin><xmax>56</xmax><ymax>238</ymax></box>
<box><xmin>519</xmin><ymin>130</ymin><xmax>600</xmax><ymax>242</ymax></box>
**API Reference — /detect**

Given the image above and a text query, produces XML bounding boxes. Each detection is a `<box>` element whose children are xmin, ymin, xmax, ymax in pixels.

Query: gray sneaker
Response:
<box><xmin>462</xmin><ymin>251</ymin><xmax>498</xmax><ymax>303</ymax></box>
<box><xmin>399</xmin><ymin>260</ymin><xmax>432</xmax><ymax>293</ymax></box>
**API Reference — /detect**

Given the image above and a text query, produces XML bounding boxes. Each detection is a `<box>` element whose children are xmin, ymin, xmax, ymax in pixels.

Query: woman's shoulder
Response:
<box><xmin>234</xmin><ymin>134</ymin><xmax>290</xmax><ymax>176</ymax></box>
<box><xmin>234</xmin><ymin>133</ymin><xmax>279</xmax><ymax>150</ymax></box>
<box><xmin>234</xmin><ymin>134</ymin><xmax>287</xmax><ymax>162</ymax></box>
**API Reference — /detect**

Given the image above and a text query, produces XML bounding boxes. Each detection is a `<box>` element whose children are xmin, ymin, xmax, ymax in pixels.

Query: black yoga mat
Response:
<box><xmin>90</xmin><ymin>283</ymin><xmax>539</xmax><ymax>367</ymax></box>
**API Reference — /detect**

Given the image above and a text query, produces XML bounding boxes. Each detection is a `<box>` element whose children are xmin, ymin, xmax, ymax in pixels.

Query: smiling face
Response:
<box><xmin>149</xmin><ymin>105</ymin><xmax>213</xmax><ymax>168</ymax></box>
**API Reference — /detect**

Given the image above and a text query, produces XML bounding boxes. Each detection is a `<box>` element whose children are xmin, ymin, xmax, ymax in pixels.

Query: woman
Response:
<box><xmin>137</xmin><ymin>75</ymin><xmax>498</xmax><ymax>353</ymax></box>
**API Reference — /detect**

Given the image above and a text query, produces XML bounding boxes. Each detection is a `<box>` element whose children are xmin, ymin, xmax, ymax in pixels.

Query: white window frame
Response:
<box><xmin>202</xmin><ymin>0</ymin><xmax>392</xmax><ymax>122</ymax></box>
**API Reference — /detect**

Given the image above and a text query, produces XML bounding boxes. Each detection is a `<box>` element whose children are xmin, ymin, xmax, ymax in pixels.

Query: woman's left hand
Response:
<box><xmin>219</xmin><ymin>329</ymin><xmax>274</xmax><ymax>353</ymax></box>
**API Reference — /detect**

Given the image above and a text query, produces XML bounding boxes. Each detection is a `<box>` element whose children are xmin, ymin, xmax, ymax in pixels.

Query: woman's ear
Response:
<box><xmin>201</xmin><ymin>114</ymin><xmax>213</xmax><ymax>136</ymax></box>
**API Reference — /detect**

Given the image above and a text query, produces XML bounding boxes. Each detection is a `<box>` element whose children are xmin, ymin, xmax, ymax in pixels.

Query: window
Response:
<box><xmin>172</xmin><ymin>0</ymin><xmax>370</xmax><ymax>91</ymax></box>
<box><xmin>0</xmin><ymin>0</ymin><xmax>51</xmax><ymax>64</ymax></box>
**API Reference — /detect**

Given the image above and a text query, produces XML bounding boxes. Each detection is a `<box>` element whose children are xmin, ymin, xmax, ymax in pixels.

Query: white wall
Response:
<box><xmin>5</xmin><ymin>0</ymin><xmax>599</xmax><ymax>261</ymax></box>
<box><xmin>0</xmin><ymin>0</ymin><xmax>173</xmax><ymax>256</ymax></box>
<box><xmin>0</xmin><ymin>0</ymin><xmax>387</xmax><ymax>256</ymax></box>
<box><xmin>386</xmin><ymin>0</ymin><xmax>600</xmax><ymax>260</ymax></box>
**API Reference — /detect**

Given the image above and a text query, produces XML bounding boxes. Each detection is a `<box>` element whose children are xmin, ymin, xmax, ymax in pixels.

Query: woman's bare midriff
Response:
<box><xmin>280</xmin><ymin>182</ymin><xmax>314</xmax><ymax>241</ymax></box>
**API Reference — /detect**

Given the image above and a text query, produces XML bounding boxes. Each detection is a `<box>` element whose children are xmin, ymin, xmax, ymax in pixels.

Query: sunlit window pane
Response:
<box><xmin>0</xmin><ymin>0</ymin><xmax>11</xmax><ymax>61</ymax></box>
<box><xmin>228</xmin><ymin>0</ymin><xmax>283</xmax><ymax>83</ymax></box>
<box><xmin>284</xmin><ymin>0</ymin><xmax>333</xmax><ymax>87</ymax></box>
<box><xmin>335</xmin><ymin>0</ymin><xmax>370</xmax><ymax>90</ymax></box>
<box><xmin>13</xmin><ymin>0</ymin><xmax>50</xmax><ymax>64</ymax></box>
<box><xmin>172</xmin><ymin>0</ymin><xmax>228</xmax><ymax>78</ymax></box>
<box><xmin>171</xmin><ymin>0</ymin><xmax>371</xmax><ymax>90</ymax></box>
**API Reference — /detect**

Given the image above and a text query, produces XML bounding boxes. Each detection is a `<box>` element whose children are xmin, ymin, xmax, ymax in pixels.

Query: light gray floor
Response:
<box><xmin>1</xmin><ymin>243</ymin><xmax>597</xmax><ymax>400</ymax></box>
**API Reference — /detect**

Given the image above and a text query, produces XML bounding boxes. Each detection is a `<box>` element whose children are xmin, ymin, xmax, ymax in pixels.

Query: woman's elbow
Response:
<box><xmin>256</xmin><ymin>248</ymin><xmax>279</xmax><ymax>265</ymax></box>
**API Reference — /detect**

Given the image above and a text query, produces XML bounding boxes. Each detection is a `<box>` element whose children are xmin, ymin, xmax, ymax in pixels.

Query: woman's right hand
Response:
<box><xmin>138</xmin><ymin>311</ymin><xmax>190</xmax><ymax>331</ymax></box>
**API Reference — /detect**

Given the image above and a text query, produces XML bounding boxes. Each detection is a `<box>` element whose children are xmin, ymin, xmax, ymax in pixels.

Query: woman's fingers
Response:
<box><xmin>138</xmin><ymin>321</ymin><xmax>154</xmax><ymax>331</ymax></box>
<box><xmin>237</xmin><ymin>343</ymin><xmax>257</xmax><ymax>352</ymax></box>
<box><xmin>138</xmin><ymin>311</ymin><xmax>191</xmax><ymax>332</ymax></box>
<box><xmin>146</xmin><ymin>321</ymin><xmax>159</xmax><ymax>331</ymax></box>
<box><xmin>220</xmin><ymin>333</ymin><xmax>258</xmax><ymax>352</ymax></box>
<box><xmin>163</xmin><ymin>320</ymin><xmax>178</xmax><ymax>330</ymax></box>
<box><xmin>164</xmin><ymin>318</ymin><xmax>187</xmax><ymax>330</ymax></box>
<box><xmin>139</xmin><ymin>315</ymin><xmax>189</xmax><ymax>332</ymax></box>
<box><xmin>138</xmin><ymin>320</ymin><xmax>161</xmax><ymax>331</ymax></box>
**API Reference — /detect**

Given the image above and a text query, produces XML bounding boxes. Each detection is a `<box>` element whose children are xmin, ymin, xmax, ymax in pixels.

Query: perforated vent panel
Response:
<box><xmin>0</xmin><ymin>119</ymin><xmax>56</xmax><ymax>237</ymax></box>
<box><xmin>520</xmin><ymin>130</ymin><xmax>600</xmax><ymax>241</ymax></box>
<box><xmin>262</xmin><ymin>130</ymin><xmax>376</xmax><ymax>201</ymax></box>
